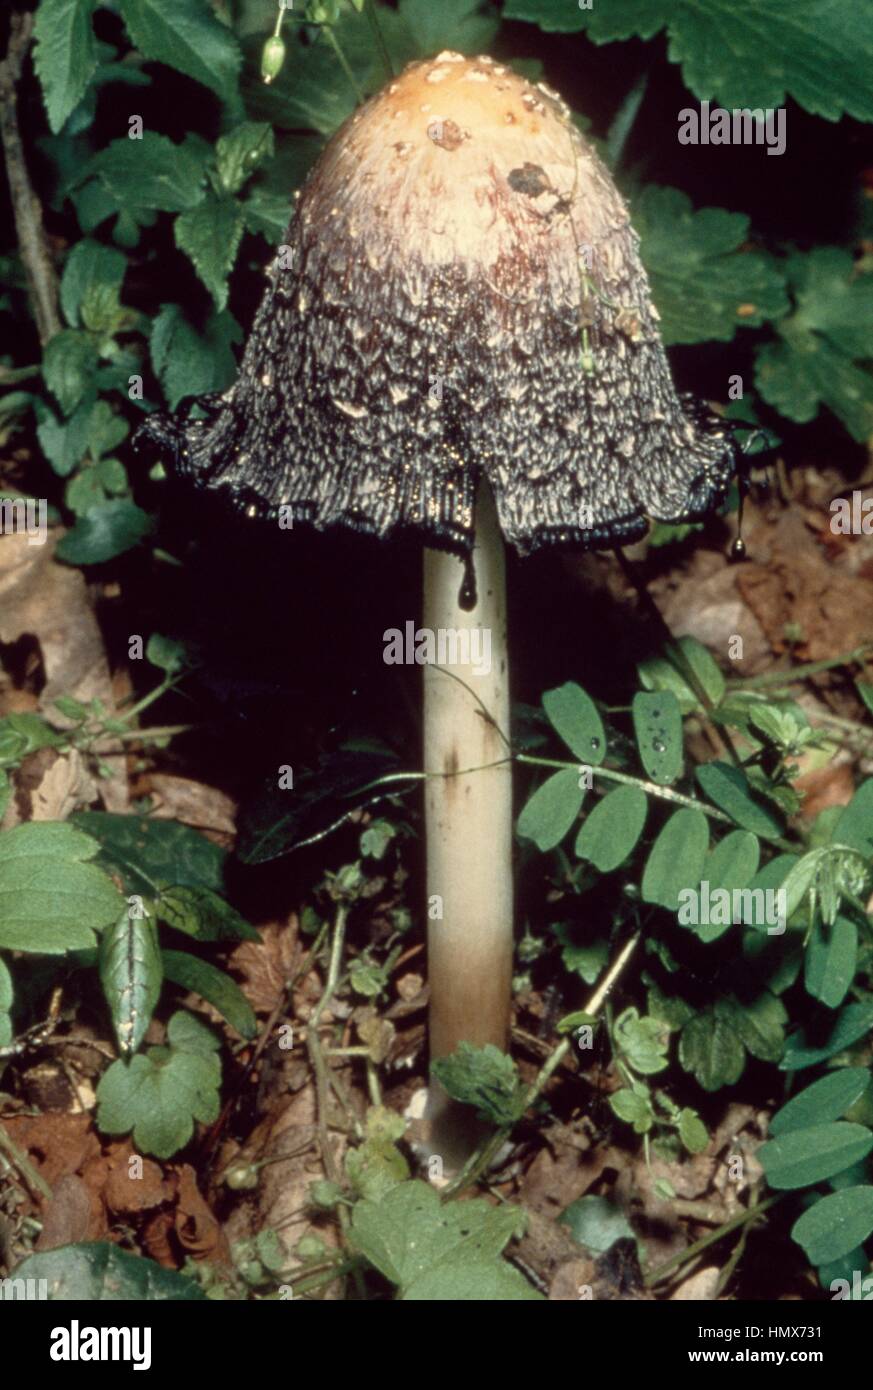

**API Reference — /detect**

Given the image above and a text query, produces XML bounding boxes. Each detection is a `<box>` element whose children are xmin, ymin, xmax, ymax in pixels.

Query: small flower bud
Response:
<box><xmin>261</xmin><ymin>35</ymin><xmax>286</xmax><ymax>84</ymax></box>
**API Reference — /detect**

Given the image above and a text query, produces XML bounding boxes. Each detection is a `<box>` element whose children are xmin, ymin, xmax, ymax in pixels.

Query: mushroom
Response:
<box><xmin>137</xmin><ymin>52</ymin><xmax>736</xmax><ymax>1168</ymax></box>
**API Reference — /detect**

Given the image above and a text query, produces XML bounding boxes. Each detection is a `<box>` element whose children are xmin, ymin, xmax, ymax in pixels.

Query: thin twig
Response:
<box><xmin>0</xmin><ymin>13</ymin><xmax>61</xmax><ymax>344</ymax></box>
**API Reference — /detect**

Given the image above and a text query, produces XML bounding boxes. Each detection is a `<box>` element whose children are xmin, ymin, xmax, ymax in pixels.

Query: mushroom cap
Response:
<box><xmin>139</xmin><ymin>51</ymin><xmax>736</xmax><ymax>555</ymax></box>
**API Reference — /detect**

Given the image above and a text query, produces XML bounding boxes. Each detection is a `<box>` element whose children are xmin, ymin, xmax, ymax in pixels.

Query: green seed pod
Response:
<box><xmin>261</xmin><ymin>35</ymin><xmax>286</xmax><ymax>84</ymax></box>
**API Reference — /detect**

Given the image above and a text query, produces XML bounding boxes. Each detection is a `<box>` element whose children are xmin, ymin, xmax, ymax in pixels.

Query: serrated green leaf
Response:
<box><xmin>36</xmin><ymin>398</ymin><xmax>95</xmax><ymax>476</ymax></box>
<box><xmin>99</xmin><ymin>907</ymin><xmax>162</xmax><ymax>1055</ymax></box>
<box><xmin>0</xmin><ymin>821</ymin><xmax>124</xmax><ymax>954</ymax></box>
<box><xmin>34</xmin><ymin>0</ymin><xmax>100</xmax><ymax>134</ymax></box>
<box><xmin>614</xmin><ymin>1006</ymin><xmax>669</xmax><ymax>1075</ymax></box>
<box><xmin>399</xmin><ymin>0</ymin><xmax>499</xmax><ymax>55</ymax></box>
<box><xmin>158</xmin><ymin>884</ymin><xmax>259</xmax><ymax>943</ymax></box>
<box><xmin>71</xmin><ymin>812</ymin><xmax>227</xmax><ymax>898</ymax></box>
<box><xmin>42</xmin><ymin>330</ymin><xmax>100</xmax><ymax>416</ymax></box>
<box><xmin>718</xmin><ymin>992</ymin><xmax>786</xmax><ymax>1064</ymax></box>
<box><xmin>542</xmin><ymin>683</ymin><xmax>606</xmax><ymax>765</ymax></box>
<box><xmin>574</xmin><ymin>784</ymin><xmax>648</xmax><ymax>872</ymax></box>
<box><xmin>431</xmin><ymin>1042</ymin><xmax>525</xmax><ymax>1127</ymax></box>
<box><xmin>117</xmin><ymin>0</ymin><xmax>242</xmax><ymax>102</ymax></box>
<box><xmin>634</xmin><ymin>186</ymin><xmax>787</xmax><ymax>345</ymax></box>
<box><xmin>632</xmin><ymin>690</ymin><xmax>683</xmax><ymax>784</ymax></box>
<box><xmin>641</xmin><ymin>808</ymin><xmax>709</xmax><ymax>910</ymax></box>
<box><xmin>55</xmin><ymin>499</ymin><xmax>152</xmax><ymax>564</ymax></box>
<box><xmin>95</xmin><ymin>1009</ymin><xmax>220</xmax><ymax>1157</ymax></box>
<box><xmin>679</xmin><ymin>1010</ymin><xmax>745</xmax><ymax>1091</ymax></box>
<box><xmin>10</xmin><ymin>1242</ymin><xmax>207</xmax><ymax>1300</ymax></box>
<box><xmin>149</xmin><ymin>303</ymin><xmax>241</xmax><ymax>410</ymax></box>
<box><xmin>610</xmin><ymin>1088</ymin><xmax>654</xmax><ymax>1133</ymax></box>
<box><xmin>88</xmin><ymin>133</ymin><xmax>208</xmax><ymax>212</ymax></box>
<box><xmin>517</xmin><ymin>768</ymin><xmax>584</xmax><ymax>852</ymax></box>
<box><xmin>805</xmin><ymin>915</ymin><xmax>858</xmax><ymax>1009</ymax></box>
<box><xmin>0</xmin><ymin>712</ymin><xmax>64</xmax><ymax>768</ymax></box>
<box><xmin>696</xmin><ymin>761</ymin><xmax>783</xmax><ymax>839</ymax></box>
<box><xmin>214</xmin><ymin>123</ymin><xmax>274</xmax><ymax>196</ymax></box>
<box><xmin>161</xmin><ymin>949</ymin><xmax>256</xmax><ymax>1039</ymax></box>
<box><xmin>792</xmin><ymin>1187</ymin><xmax>873</xmax><ymax>1266</ymax></box>
<box><xmin>174</xmin><ymin>197</ymin><xmax>244</xmax><ymax>311</ymax></box>
<box><xmin>60</xmin><ymin>239</ymin><xmax>126</xmax><ymax>328</ymax></box>
<box><xmin>770</xmin><ymin>1070</ymin><xmax>872</xmax><ymax>1138</ymax></box>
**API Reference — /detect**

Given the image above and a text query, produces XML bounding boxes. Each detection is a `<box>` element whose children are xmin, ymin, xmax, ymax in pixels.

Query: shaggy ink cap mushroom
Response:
<box><xmin>138</xmin><ymin>51</ymin><xmax>736</xmax><ymax>555</ymax></box>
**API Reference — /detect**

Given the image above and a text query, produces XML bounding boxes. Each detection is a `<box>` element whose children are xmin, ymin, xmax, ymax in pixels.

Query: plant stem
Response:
<box><xmin>643</xmin><ymin>1193</ymin><xmax>782</xmax><ymax>1288</ymax></box>
<box><xmin>323</xmin><ymin>27</ymin><xmax>364</xmax><ymax>104</ymax></box>
<box><xmin>364</xmin><ymin>0</ymin><xmax>394</xmax><ymax>78</ymax></box>
<box><xmin>729</xmin><ymin>644</ymin><xmax>872</xmax><ymax>689</ymax></box>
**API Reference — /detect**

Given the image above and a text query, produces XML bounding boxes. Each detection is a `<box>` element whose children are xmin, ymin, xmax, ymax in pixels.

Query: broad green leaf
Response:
<box><xmin>696</xmin><ymin>761</ymin><xmax>783</xmax><ymax>839</ymax></box>
<box><xmin>149</xmin><ymin>304</ymin><xmax>241</xmax><ymax>410</ymax></box>
<box><xmin>792</xmin><ymin>1187</ymin><xmax>873</xmax><ymax>1266</ymax></box>
<box><xmin>96</xmin><ymin>1010</ymin><xmax>221</xmax><ymax>1158</ymax></box>
<box><xmin>214</xmin><ymin>123</ymin><xmax>274</xmax><ymax>196</ymax></box>
<box><xmin>161</xmin><ymin>949</ymin><xmax>257</xmax><ymax>1039</ymax></box>
<box><xmin>679</xmin><ymin>1109</ymin><xmax>709</xmax><ymax>1154</ymax></box>
<box><xmin>350</xmin><ymin>1180</ymin><xmax>541</xmax><ymax>1300</ymax></box>
<box><xmin>834</xmin><ymin>779</ymin><xmax>873</xmax><ymax>856</ymax></box>
<box><xmin>99</xmin><ymin>907</ymin><xmax>162</xmax><ymax>1055</ymax></box>
<box><xmin>760</xmin><ymin>1123</ymin><xmax>873</xmax><ymax>1190</ymax></box>
<box><xmin>542</xmin><ymin>683</ymin><xmax>606</xmax><ymax>765</ymax></box>
<box><xmin>431</xmin><ymin>1043</ymin><xmax>525</xmax><ymax>1127</ymax></box>
<box><xmin>36</xmin><ymin>398</ymin><xmax>95</xmax><ymax>476</ymax></box>
<box><xmin>693</xmin><ymin>830</ymin><xmax>760</xmax><ymax>943</ymax></box>
<box><xmin>632</xmin><ymin>690</ymin><xmax>683</xmax><ymax>784</ymax></box>
<box><xmin>55</xmin><ymin>500</ymin><xmax>153</xmax><ymax>564</ymax></box>
<box><xmin>756</xmin><ymin>250</ymin><xmax>873</xmax><ymax>441</ymax></box>
<box><xmin>574</xmin><ymin>784</ymin><xmax>648</xmax><ymax>871</ymax></box>
<box><xmin>781</xmin><ymin>1002</ymin><xmax>873</xmax><ymax>1071</ymax></box>
<box><xmin>679</xmin><ymin>1010</ymin><xmax>745</xmax><ymax>1091</ymax></box>
<box><xmin>42</xmin><ymin>330</ymin><xmax>100</xmax><ymax>416</ymax></box>
<box><xmin>398</xmin><ymin>0</ymin><xmax>500</xmax><ymax>55</ymax></box>
<box><xmin>158</xmin><ymin>885</ymin><xmax>259</xmax><ymax>943</ymax></box>
<box><xmin>770</xmin><ymin>1069</ymin><xmax>872</xmax><ymax>1138</ymax></box>
<box><xmin>174</xmin><ymin>198</ymin><xmax>244</xmax><ymax>312</ymax></box>
<box><xmin>614</xmin><ymin>1006</ymin><xmax>669</xmax><ymax>1075</ymax></box>
<box><xmin>70</xmin><ymin>812</ymin><xmax>227</xmax><ymax>898</ymax></box>
<box><xmin>668</xmin><ymin>637</ymin><xmax>727</xmax><ymax>707</ymax></box>
<box><xmin>517</xmin><ymin>768</ymin><xmax>584</xmax><ymax>851</ymax></box>
<box><xmin>552</xmin><ymin>926</ymin><xmax>609</xmax><ymax>985</ymax></box>
<box><xmin>0</xmin><ymin>955</ymin><xmax>12</xmax><ymax>1048</ymax></box>
<box><xmin>10</xmin><ymin>1243</ymin><xmax>206</xmax><ymax>1300</ymax></box>
<box><xmin>805</xmin><ymin>915</ymin><xmax>858</xmax><ymax>1009</ymax></box>
<box><xmin>0</xmin><ymin>712</ymin><xmax>64</xmax><ymax>768</ymax></box>
<box><xmin>0</xmin><ymin>821</ymin><xmax>124</xmax><ymax>953</ymax></box>
<box><xmin>88</xmin><ymin>133</ymin><xmax>208</xmax><ymax>212</ymax></box>
<box><xmin>118</xmin><ymin>0</ymin><xmax>242</xmax><ymax>102</ymax></box>
<box><xmin>86</xmin><ymin>400</ymin><xmax>129</xmax><ymax>460</ymax></box>
<box><xmin>558</xmin><ymin>1196</ymin><xmax>636</xmax><ymax>1253</ymax></box>
<box><xmin>146</xmin><ymin>633</ymin><xmax>187</xmax><ymax>674</ymax></box>
<box><xmin>641</xmin><ymin>808</ymin><xmax>708</xmax><ymax>910</ymax></box>
<box><xmin>717</xmin><ymin>993</ymin><xmax>786</xmax><ymax>1064</ymax></box>
<box><xmin>609</xmin><ymin>1088</ymin><xmax>654</xmax><ymax>1133</ymax></box>
<box><xmin>34</xmin><ymin>0</ymin><xmax>99</xmax><ymax>134</ymax></box>
<box><xmin>634</xmin><ymin>186</ymin><xmax>787</xmax><ymax>345</ymax></box>
<box><xmin>506</xmin><ymin>0</ymin><xmax>873</xmax><ymax>121</ymax></box>
<box><xmin>60</xmin><ymin>240</ymin><xmax>126</xmax><ymax>328</ymax></box>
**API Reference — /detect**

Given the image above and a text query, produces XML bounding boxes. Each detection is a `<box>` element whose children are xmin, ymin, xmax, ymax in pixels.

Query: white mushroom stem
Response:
<box><xmin>422</xmin><ymin>480</ymin><xmax>513</xmax><ymax>1169</ymax></box>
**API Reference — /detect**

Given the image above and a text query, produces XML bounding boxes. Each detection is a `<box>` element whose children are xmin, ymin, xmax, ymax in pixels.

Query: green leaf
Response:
<box><xmin>431</xmin><ymin>1043</ymin><xmax>525</xmax><ymax>1127</ymax></box>
<box><xmin>214</xmin><ymin>123</ymin><xmax>274</xmax><ymax>196</ymax></box>
<box><xmin>398</xmin><ymin>0</ymin><xmax>499</xmax><ymax>55</ymax></box>
<box><xmin>574</xmin><ymin>784</ymin><xmax>648</xmax><ymax>872</ymax></box>
<box><xmin>36</xmin><ymin>398</ymin><xmax>94</xmax><ymax>476</ymax></box>
<box><xmin>679</xmin><ymin>1109</ymin><xmax>709</xmax><ymax>1154</ymax></box>
<box><xmin>692</xmin><ymin>830</ymin><xmax>760</xmax><ymax>943</ymax></box>
<box><xmin>770</xmin><ymin>1070</ymin><xmax>872</xmax><ymax>1138</ymax></box>
<box><xmin>0</xmin><ymin>821</ymin><xmax>124</xmax><ymax>954</ymax></box>
<box><xmin>10</xmin><ymin>1243</ymin><xmax>206</xmax><ymax>1300</ymax></box>
<box><xmin>696</xmin><ymin>761</ymin><xmax>783</xmax><ymax>839</ymax></box>
<box><xmin>161</xmin><ymin>949</ymin><xmax>256</xmax><ymax>1039</ymax></box>
<box><xmin>34</xmin><ymin>0</ymin><xmax>99</xmax><ymax>134</ymax></box>
<box><xmin>71</xmin><ymin>812</ymin><xmax>227</xmax><ymax>897</ymax></box>
<box><xmin>669</xmin><ymin>637</ymin><xmax>727</xmax><ymax>707</ymax></box>
<box><xmin>344</xmin><ymin>1107</ymin><xmax>410</xmax><ymax>1202</ymax></box>
<box><xmin>158</xmin><ymin>884</ymin><xmax>259</xmax><ymax>943</ymax></box>
<box><xmin>55</xmin><ymin>500</ymin><xmax>153</xmax><ymax>564</ymax></box>
<box><xmin>350</xmin><ymin>1180</ymin><xmax>542</xmax><ymax>1300</ymax></box>
<box><xmin>174</xmin><ymin>197</ymin><xmax>244</xmax><ymax>311</ymax></box>
<box><xmin>117</xmin><ymin>0</ymin><xmax>242</xmax><ymax>102</ymax></box>
<box><xmin>88</xmin><ymin>133</ymin><xmax>208</xmax><ymax>212</ymax></box>
<box><xmin>0</xmin><ymin>955</ymin><xmax>12</xmax><ymax>1048</ymax></box>
<box><xmin>679</xmin><ymin>1010</ymin><xmax>745</xmax><ymax>1091</ymax></box>
<box><xmin>632</xmin><ymin>690</ymin><xmax>683</xmax><ymax>784</ymax></box>
<box><xmin>718</xmin><ymin>992</ymin><xmax>786</xmax><ymax>1064</ymax></box>
<box><xmin>87</xmin><ymin>399</ymin><xmax>129</xmax><ymax>460</ymax></box>
<box><xmin>641</xmin><ymin>808</ymin><xmax>709</xmax><ymax>910</ymax></box>
<box><xmin>60</xmin><ymin>239</ymin><xmax>126</xmax><ymax>328</ymax></box>
<box><xmin>508</xmin><ymin>0</ymin><xmax>873</xmax><ymax>122</ymax></box>
<box><xmin>149</xmin><ymin>304</ymin><xmax>241</xmax><ymax>410</ymax></box>
<box><xmin>634</xmin><ymin>186</ymin><xmax>787</xmax><ymax>345</ymax></box>
<box><xmin>553</xmin><ymin>926</ymin><xmax>609</xmax><ymax>985</ymax></box>
<box><xmin>0</xmin><ymin>712</ymin><xmax>64</xmax><ymax>768</ymax></box>
<box><xmin>558</xmin><ymin>1195</ymin><xmax>636</xmax><ymax>1253</ymax></box>
<box><xmin>614</xmin><ymin>1006</ymin><xmax>669</xmax><ymax>1075</ymax></box>
<box><xmin>610</xmin><ymin>1088</ymin><xmax>654</xmax><ymax>1133</ymax></box>
<box><xmin>42</xmin><ymin>330</ymin><xmax>100</xmax><ymax>416</ymax></box>
<box><xmin>760</xmin><ymin>1123</ymin><xmax>873</xmax><ymax>1190</ymax></box>
<box><xmin>542</xmin><ymin>683</ymin><xmax>606</xmax><ymax>765</ymax></box>
<box><xmin>781</xmin><ymin>1001</ymin><xmax>873</xmax><ymax>1071</ymax></box>
<box><xmin>805</xmin><ymin>915</ymin><xmax>858</xmax><ymax>1009</ymax></box>
<box><xmin>834</xmin><ymin>779</ymin><xmax>873</xmax><ymax>856</ymax></box>
<box><xmin>517</xmin><ymin>768</ymin><xmax>584</xmax><ymax>852</ymax></box>
<box><xmin>756</xmin><ymin>250</ymin><xmax>873</xmax><ymax>441</ymax></box>
<box><xmin>99</xmin><ymin>907</ymin><xmax>162</xmax><ymax>1055</ymax></box>
<box><xmin>792</xmin><ymin>1187</ymin><xmax>873</xmax><ymax>1266</ymax></box>
<box><xmin>145</xmin><ymin>632</ymin><xmax>187</xmax><ymax>673</ymax></box>
<box><xmin>95</xmin><ymin>1009</ymin><xmax>221</xmax><ymax>1158</ymax></box>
